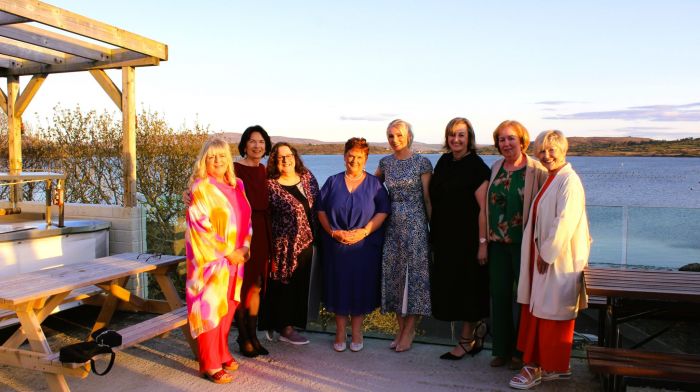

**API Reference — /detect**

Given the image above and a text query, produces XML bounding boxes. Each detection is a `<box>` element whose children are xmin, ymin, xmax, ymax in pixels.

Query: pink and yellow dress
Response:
<box><xmin>186</xmin><ymin>175</ymin><xmax>252</xmax><ymax>372</ymax></box>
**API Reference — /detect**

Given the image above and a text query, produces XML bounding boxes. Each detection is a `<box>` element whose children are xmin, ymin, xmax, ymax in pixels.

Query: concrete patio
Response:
<box><xmin>0</xmin><ymin>307</ymin><xmax>676</xmax><ymax>391</ymax></box>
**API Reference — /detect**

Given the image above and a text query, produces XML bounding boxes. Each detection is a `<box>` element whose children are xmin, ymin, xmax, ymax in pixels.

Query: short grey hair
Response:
<box><xmin>534</xmin><ymin>130</ymin><xmax>568</xmax><ymax>155</ymax></box>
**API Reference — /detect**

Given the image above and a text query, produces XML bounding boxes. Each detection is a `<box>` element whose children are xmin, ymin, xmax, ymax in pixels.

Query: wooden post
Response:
<box><xmin>7</xmin><ymin>75</ymin><xmax>21</xmax><ymax>203</ymax></box>
<box><xmin>122</xmin><ymin>66</ymin><xmax>136</xmax><ymax>207</ymax></box>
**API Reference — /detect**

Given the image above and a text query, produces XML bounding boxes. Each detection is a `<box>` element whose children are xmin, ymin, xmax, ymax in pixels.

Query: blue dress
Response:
<box><xmin>318</xmin><ymin>172</ymin><xmax>390</xmax><ymax>315</ymax></box>
<box><xmin>379</xmin><ymin>154</ymin><xmax>433</xmax><ymax>316</ymax></box>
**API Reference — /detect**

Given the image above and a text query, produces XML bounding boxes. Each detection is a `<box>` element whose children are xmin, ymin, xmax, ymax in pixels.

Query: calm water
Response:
<box><xmin>301</xmin><ymin>154</ymin><xmax>700</xmax><ymax>269</ymax></box>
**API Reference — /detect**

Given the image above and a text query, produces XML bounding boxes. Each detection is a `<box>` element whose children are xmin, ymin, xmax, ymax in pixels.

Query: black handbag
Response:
<box><xmin>59</xmin><ymin>329</ymin><xmax>121</xmax><ymax>376</ymax></box>
<box><xmin>59</xmin><ymin>341</ymin><xmax>115</xmax><ymax>376</ymax></box>
<box><xmin>91</xmin><ymin>328</ymin><xmax>122</xmax><ymax>348</ymax></box>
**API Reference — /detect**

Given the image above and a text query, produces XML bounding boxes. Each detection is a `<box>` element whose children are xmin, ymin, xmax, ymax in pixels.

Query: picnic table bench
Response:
<box><xmin>0</xmin><ymin>252</ymin><xmax>196</xmax><ymax>392</ymax></box>
<box><xmin>583</xmin><ymin>266</ymin><xmax>700</xmax><ymax>391</ymax></box>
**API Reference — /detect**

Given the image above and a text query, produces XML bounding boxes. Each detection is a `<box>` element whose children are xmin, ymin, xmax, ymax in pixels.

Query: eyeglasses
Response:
<box><xmin>277</xmin><ymin>154</ymin><xmax>294</xmax><ymax>162</ymax></box>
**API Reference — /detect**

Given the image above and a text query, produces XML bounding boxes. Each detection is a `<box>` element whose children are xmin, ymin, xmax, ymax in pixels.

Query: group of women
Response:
<box><xmin>184</xmin><ymin>118</ymin><xmax>590</xmax><ymax>390</ymax></box>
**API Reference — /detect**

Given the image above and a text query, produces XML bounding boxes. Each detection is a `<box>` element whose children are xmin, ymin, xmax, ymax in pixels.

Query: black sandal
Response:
<box><xmin>440</xmin><ymin>336</ymin><xmax>479</xmax><ymax>360</ymax></box>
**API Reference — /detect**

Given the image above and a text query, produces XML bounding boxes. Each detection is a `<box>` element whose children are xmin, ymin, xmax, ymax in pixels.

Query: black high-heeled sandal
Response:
<box><xmin>440</xmin><ymin>336</ymin><xmax>478</xmax><ymax>360</ymax></box>
<box><xmin>440</xmin><ymin>321</ymin><xmax>488</xmax><ymax>360</ymax></box>
<box><xmin>473</xmin><ymin>320</ymin><xmax>488</xmax><ymax>350</ymax></box>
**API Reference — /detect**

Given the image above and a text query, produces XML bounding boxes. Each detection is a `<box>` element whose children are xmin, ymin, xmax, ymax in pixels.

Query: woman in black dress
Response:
<box><xmin>429</xmin><ymin>117</ymin><xmax>490</xmax><ymax>360</ymax></box>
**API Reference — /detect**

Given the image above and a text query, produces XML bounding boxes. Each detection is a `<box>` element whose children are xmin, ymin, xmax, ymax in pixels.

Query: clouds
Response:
<box><xmin>339</xmin><ymin>113</ymin><xmax>397</xmax><ymax>122</ymax></box>
<box><xmin>535</xmin><ymin>101</ymin><xmax>582</xmax><ymax>105</ymax></box>
<box><xmin>544</xmin><ymin>102</ymin><xmax>700</xmax><ymax>122</ymax></box>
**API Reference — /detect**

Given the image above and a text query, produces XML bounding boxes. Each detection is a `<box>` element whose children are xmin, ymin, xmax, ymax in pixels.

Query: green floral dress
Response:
<box><xmin>488</xmin><ymin>165</ymin><xmax>526</xmax><ymax>243</ymax></box>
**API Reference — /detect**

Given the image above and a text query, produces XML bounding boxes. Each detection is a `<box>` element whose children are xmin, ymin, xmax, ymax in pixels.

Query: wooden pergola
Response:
<box><xmin>0</xmin><ymin>0</ymin><xmax>167</xmax><ymax>207</ymax></box>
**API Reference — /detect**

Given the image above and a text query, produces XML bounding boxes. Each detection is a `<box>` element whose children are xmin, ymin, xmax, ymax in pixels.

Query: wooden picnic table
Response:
<box><xmin>583</xmin><ymin>266</ymin><xmax>700</xmax><ymax>391</ymax></box>
<box><xmin>0</xmin><ymin>253</ymin><xmax>196</xmax><ymax>392</ymax></box>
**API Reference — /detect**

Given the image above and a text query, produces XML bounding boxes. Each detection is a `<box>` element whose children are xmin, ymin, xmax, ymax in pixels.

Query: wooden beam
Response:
<box><xmin>0</xmin><ymin>35</ymin><xmax>65</xmax><ymax>64</ymax></box>
<box><xmin>0</xmin><ymin>0</ymin><xmax>167</xmax><ymax>60</ymax></box>
<box><xmin>0</xmin><ymin>52</ymin><xmax>26</xmax><ymax>68</ymax></box>
<box><xmin>6</xmin><ymin>75</ymin><xmax>20</xmax><ymax>173</ymax></box>
<box><xmin>14</xmin><ymin>73</ymin><xmax>46</xmax><ymax>117</ymax></box>
<box><xmin>0</xmin><ymin>24</ymin><xmax>110</xmax><ymax>61</ymax></box>
<box><xmin>0</xmin><ymin>86</ymin><xmax>6</xmax><ymax>115</ymax></box>
<box><xmin>0</xmin><ymin>54</ymin><xmax>158</xmax><ymax>77</ymax></box>
<box><xmin>0</xmin><ymin>11</ymin><xmax>28</xmax><ymax>25</ymax></box>
<box><xmin>89</xmin><ymin>69</ymin><xmax>121</xmax><ymax>110</ymax></box>
<box><xmin>122</xmin><ymin>66</ymin><xmax>136</xmax><ymax>207</ymax></box>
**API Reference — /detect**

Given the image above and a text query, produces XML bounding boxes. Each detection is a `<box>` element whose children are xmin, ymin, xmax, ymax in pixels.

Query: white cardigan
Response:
<box><xmin>517</xmin><ymin>163</ymin><xmax>590</xmax><ymax>320</ymax></box>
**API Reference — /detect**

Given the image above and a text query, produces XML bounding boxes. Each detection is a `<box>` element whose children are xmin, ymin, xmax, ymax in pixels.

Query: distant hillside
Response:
<box><xmin>215</xmin><ymin>132</ymin><xmax>443</xmax><ymax>154</ymax></box>
<box><xmin>214</xmin><ymin>132</ymin><xmax>700</xmax><ymax>157</ymax></box>
<box><xmin>478</xmin><ymin>136</ymin><xmax>700</xmax><ymax>157</ymax></box>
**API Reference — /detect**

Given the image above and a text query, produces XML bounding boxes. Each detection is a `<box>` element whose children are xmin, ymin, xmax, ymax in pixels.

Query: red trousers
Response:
<box><xmin>516</xmin><ymin>304</ymin><xmax>575</xmax><ymax>372</ymax></box>
<box><xmin>197</xmin><ymin>269</ymin><xmax>238</xmax><ymax>373</ymax></box>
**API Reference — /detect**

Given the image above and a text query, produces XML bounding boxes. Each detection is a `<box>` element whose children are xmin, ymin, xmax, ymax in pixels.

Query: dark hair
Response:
<box><xmin>444</xmin><ymin>117</ymin><xmax>477</xmax><ymax>154</ymax></box>
<box><xmin>344</xmin><ymin>137</ymin><xmax>369</xmax><ymax>157</ymax></box>
<box><xmin>267</xmin><ymin>142</ymin><xmax>309</xmax><ymax>179</ymax></box>
<box><xmin>238</xmin><ymin>125</ymin><xmax>272</xmax><ymax>157</ymax></box>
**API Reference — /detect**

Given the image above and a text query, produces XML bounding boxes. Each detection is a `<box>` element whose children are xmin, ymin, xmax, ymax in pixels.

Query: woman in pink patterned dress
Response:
<box><xmin>185</xmin><ymin>137</ymin><xmax>252</xmax><ymax>384</ymax></box>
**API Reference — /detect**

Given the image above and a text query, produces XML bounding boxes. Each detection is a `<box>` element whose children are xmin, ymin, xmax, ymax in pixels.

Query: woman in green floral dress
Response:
<box><xmin>486</xmin><ymin>120</ymin><xmax>547</xmax><ymax>369</ymax></box>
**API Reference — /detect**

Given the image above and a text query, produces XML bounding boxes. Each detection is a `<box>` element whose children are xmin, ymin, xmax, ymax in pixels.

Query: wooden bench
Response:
<box><xmin>587</xmin><ymin>345</ymin><xmax>700</xmax><ymax>391</ymax></box>
<box><xmin>42</xmin><ymin>307</ymin><xmax>188</xmax><ymax>373</ymax></box>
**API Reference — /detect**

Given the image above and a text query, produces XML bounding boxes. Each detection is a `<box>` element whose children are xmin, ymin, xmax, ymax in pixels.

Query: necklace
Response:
<box><xmin>345</xmin><ymin>171</ymin><xmax>365</xmax><ymax>181</ymax></box>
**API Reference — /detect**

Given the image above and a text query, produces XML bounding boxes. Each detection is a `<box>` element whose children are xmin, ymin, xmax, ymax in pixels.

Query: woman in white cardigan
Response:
<box><xmin>509</xmin><ymin>130</ymin><xmax>590</xmax><ymax>390</ymax></box>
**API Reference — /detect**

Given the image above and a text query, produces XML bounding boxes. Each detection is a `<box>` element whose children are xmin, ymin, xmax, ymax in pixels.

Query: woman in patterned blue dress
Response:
<box><xmin>376</xmin><ymin>119</ymin><xmax>433</xmax><ymax>352</ymax></box>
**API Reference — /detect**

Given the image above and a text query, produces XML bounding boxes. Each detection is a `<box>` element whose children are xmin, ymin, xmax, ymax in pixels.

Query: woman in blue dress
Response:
<box><xmin>376</xmin><ymin>119</ymin><xmax>433</xmax><ymax>352</ymax></box>
<box><xmin>318</xmin><ymin>137</ymin><xmax>390</xmax><ymax>352</ymax></box>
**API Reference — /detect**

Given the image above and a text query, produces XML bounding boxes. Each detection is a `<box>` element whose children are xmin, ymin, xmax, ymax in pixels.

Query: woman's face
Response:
<box><xmin>344</xmin><ymin>147</ymin><xmax>367</xmax><ymax>176</ymax></box>
<box><xmin>245</xmin><ymin>131</ymin><xmax>266</xmax><ymax>160</ymax></box>
<box><xmin>205</xmin><ymin>149</ymin><xmax>229</xmax><ymax>180</ymax></box>
<box><xmin>537</xmin><ymin>143</ymin><xmax>566</xmax><ymax>172</ymax></box>
<box><xmin>497</xmin><ymin>126</ymin><xmax>523</xmax><ymax>162</ymax></box>
<box><xmin>387</xmin><ymin>126</ymin><xmax>409</xmax><ymax>152</ymax></box>
<box><xmin>276</xmin><ymin>146</ymin><xmax>296</xmax><ymax>175</ymax></box>
<box><xmin>447</xmin><ymin>123</ymin><xmax>469</xmax><ymax>156</ymax></box>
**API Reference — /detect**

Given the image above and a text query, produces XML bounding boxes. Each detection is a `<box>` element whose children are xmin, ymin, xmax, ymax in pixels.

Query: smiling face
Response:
<box><xmin>275</xmin><ymin>145</ymin><xmax>296</xmax><ymax>176</ymax></box>
<box><xmin>537</xmin><ymin>143</ymin><xmax>566</xmax><ymax>172</ymax></box>
<box><xmin>387</xmin><ymin>125</ymin><xmax>409</xmax><ymax>152</ymax></box>
<box><xmin>205</xmin><ymin>149</ymin><xmax>229</xmax><ymax>181</ymax></box>
<box><xmin>344</xmin><ymin>147</ymin><xmax>367</xmax><ymax>177</ymax></box>
<box><xmin>497</xmin><ymin>126</ymin><xmax>523</xmax><ymax>162</ymax></box>
<box><xmin>447</xmin><ymin>122</ymin><xmax>469</xmax><ymax>156</ymax></box>
<box><xmin>244</xmin><ymin>131</ymin><xmax>266</xmax><ymax>160</ymax></box>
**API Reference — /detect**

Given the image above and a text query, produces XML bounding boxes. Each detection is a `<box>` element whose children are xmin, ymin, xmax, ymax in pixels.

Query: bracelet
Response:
<box><xmin>330</xmin><ymin>230</ymin><xmax>336</xmax><ymax>239</ymax></box>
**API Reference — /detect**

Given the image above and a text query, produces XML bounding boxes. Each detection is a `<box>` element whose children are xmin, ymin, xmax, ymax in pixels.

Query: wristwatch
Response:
<box><xmin>479</xmin><ymin>237</ymin><xmax>487</xmax><ymax>244</ymax></box>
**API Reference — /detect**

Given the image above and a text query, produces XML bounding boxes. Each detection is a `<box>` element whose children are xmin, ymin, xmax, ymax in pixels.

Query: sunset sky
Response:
<box><xmin>19</xmin><ymin>1</ymin><xmax>700</xmax><ymax>144</ymax></box>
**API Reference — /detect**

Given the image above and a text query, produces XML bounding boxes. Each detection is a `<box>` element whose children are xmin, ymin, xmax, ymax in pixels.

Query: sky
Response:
<box><xmin>15</xmin><ymin>0</ymin><xmax>700</xmax><ymax>144</ymax></box>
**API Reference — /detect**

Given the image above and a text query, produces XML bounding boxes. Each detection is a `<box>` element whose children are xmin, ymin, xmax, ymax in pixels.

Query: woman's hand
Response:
<box><xmin>536</xmin><ymin>255</ymin><xmax>549</xmax><ymax>274</ymax></box>
<box><xmin>226</xmin><ymin>247</ymin><xmax>249</xmax><ymax>265</ymax></box>
<box><xmin>332</xmin><ymin>228</ymin><xmax>367</xmax><ymax>245</ymax></box>
<box><xmin>477</xmin><ymin>243</ymin><xmax>488</xmax><ymax>266</ymax></box>
<box><xmin>182</xmin><ymin>191</ymin><xmax>192</xmax><ymax>206</ymax></box>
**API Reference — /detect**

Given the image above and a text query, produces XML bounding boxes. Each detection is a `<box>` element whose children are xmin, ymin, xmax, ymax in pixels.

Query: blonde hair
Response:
<box><xmin>534</xmin><ymin>130</ymin><xmax>568</xmax><ymax>155</ymax></box>
<box><xmin>493</xmin><ymin>120</ymin><xmax>530</xmax><ymax>154</ymax></box>
<box><xmin>387</xmin><ymin>119</ymin><xmax>414</xmax><ymax>148</ymax></box>
<box><xmin>188</xmin><ymin>137</ymin><xmax>236</xmax><ymax>188</ymax></box>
